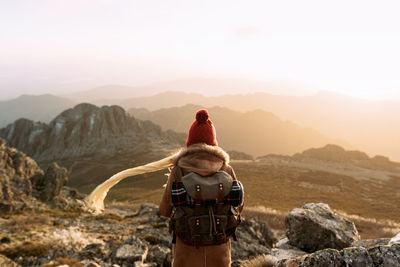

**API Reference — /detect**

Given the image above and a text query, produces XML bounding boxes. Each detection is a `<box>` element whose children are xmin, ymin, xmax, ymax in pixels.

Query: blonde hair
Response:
<box><xmin>84</xmin><ymin>154</ymin><xmax>176</xmax><ymax>214</ymax></box>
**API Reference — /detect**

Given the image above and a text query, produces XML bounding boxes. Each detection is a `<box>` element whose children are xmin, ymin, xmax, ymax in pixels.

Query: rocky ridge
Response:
<box><xmin>0</xmin><ymin>103</ymin><xmax>185</xmax><ymax>163</ymax></box>
<box><xmin>244</xmin><ymin>203</ymin><xmax>400</xmax><ymax>266</ymax></box>
<box><xmin>0</xmin><ymin>103</ymin><xmax>186</xmax><ymax>189</ymax></box>
<box><xmin>258</xmin><ymin>144</ymin><xmax>400</xmax><ymax>173</ymax></box>
<box><xmin>0</xmin><ymin>138</ymin><xmax>83</xmax><ymax>213</ymax></box>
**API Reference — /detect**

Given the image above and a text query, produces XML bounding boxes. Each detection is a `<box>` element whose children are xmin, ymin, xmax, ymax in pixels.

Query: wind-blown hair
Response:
<box><xmin>84</xmin><ymin>143</ymin><xmax>229</xmax><ymax>214</ymax></box>
<box><xmin>84</xmin><ymin>154</ymin><xmax>176</xmax><ymax>214</ymax></box>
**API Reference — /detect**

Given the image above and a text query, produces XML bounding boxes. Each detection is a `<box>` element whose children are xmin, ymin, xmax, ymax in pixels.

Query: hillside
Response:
<box><xmin>104</xmin><ymin>144</ymin><xmax>400</xmax><ymax>240</ymax></box>
<box><xmin>94</xmin><ymin>90</ymin><xmax>400</xmax><ymax>161</ymax></box>
<box><xmin>0</xmin><ymin>94</ymin><xmax>76</xmax><ymax>127</ymax></box>
<box><xmin>0</xmin><ymin>103</ymin><xmax>185</xmax><ymax>189</ymax></box>
<box><xmin>128</xmin><ymin>105</ymin><xmax>347</xmax><ymax>157</ymax></box>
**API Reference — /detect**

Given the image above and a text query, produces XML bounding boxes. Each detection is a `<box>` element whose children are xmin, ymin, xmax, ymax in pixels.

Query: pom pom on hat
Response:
<box><xmin>186</xmin><ymin>109</ymin><xmax>217</xmax><ymax>147</ymax></box>
<box><xmin>195</xmin><ymin>109</ymin><xmax>209</xmax><ymax>123</ymax></box>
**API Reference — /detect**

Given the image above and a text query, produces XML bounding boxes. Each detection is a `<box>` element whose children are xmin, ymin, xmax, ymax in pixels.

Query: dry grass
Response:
<box><xmin>95</xmin><ymin>160</ymin><xmax>400</xmax><ymax>239</ymax></box>
<box><xmin>240</xmin><ymin>254</ymin><xmax>277</xmax><ymax>267</ymax></box>
<box><xmin>41</xmin><ymin>209</ymin><xmax>82</xmax><ymax>219</ymax></box>
<box><xmin>84</xmin><ymin>212</ymin><xmax>123</xmax><ymax>223</ymax></box>
<box><xmin>335</xmin><ymin>209</ymin><xmax>400</xmax><ymax>239</ymax></box>
<box><xmin>242</xmin><ymin>206</ymin><xmax>286</xmax><ymax>237</ymax></box>
<box><xmin>2</xmin><ymin>213</ymin><xmax>52</xmax><ymax>234</ymax></box>
<box><xmin>231</xmin><ymin>162</ymin><xmax>400</xmax><ymax>223</ymax></box>
<box><xmin>0</xmin><ymin>241</ymin><xmax>52</xmax><ymax>258</ymax></box>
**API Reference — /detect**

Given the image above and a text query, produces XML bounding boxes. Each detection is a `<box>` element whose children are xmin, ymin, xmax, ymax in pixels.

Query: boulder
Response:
<box><xmin>0</xmin><ymin>172</ymin><xmax>14</xmax><ymax>213</ymax></box>
<box><xmin>52</xmin><ymin>186</ymin><xmax>86</xmax><ymax>211</ymax></box>
<box><xmin>285</xmin><ymin>203</ymin><xmax>359</xmax><ymax>252</ymax></box>
<box><xmin>78</xmin><ymin>243</ymin><xmax>107</xmax><ymax>261</ymax></box>
<box><xmin>270</xmin><ymin>238</ymin><xmax>307</xmax><ymax>261</ymax></box>
<box><xmin>32</xmin><ymin>163</ymin><xmax>68</xmax><ymax>202</ymax></box>
<box><xmin>341</xmin><ymin>247</ymin><xmax>374</xmax><ymax>266</ymax></box>
<box><xmin>0</xmin><ymin>138</ymin><xmax>43</xmax><ymax>213</ymax></box>
<box><xmin>113</xmin><ymin>237</ymin><xmax>148</xmax><ymax>265</ymax></box>
<box><xmin>274</xmin><ymin>243</ymin><xmax>400</xmax><ymax>267</ymax></box>
<box><xmin>231</xmin><ymin>218</ymin><xmax>274</xmax><ymax>261</ymax></box>
<box><xmin>368</xmin><ymin>243</ymin><xmax>400</xmax><ymax>266</ymax></box>
<box><xmin>277</xmin><ymin>248</ymin><xmax>342</xmax><ymax>267</ymax></box>
<box><xmin>145</xmin><ymin>245</ymin><xmax>171</xmax><ymax>266</ymax></box>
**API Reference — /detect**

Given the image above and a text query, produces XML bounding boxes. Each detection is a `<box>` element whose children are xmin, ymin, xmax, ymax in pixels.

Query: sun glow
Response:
<box><xmin>1</xmin><ymin>0</ymin><xmax>400</xmax><ymax>100</ymax></box>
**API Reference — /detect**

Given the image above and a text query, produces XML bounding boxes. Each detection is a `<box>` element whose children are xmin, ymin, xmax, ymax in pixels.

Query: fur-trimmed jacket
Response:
<box><xmin>159</xmin><ymin>143</ymin><xmax>243</xmax><ymax>267</ymax></box>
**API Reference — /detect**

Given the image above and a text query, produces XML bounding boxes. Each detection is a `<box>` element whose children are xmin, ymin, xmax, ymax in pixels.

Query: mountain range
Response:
<box><xmin>1</xmin><ymin>82</ymin><xmax>400</xmax><ymax>160</ymax></box>
<box><xmin>97</xmin><ymin>90</ymin><xmax>400</xmax><ymax>161</ymax></box>
<box><xmin>129</xmin><ymin>105</ymin><xmax>347</xmax><ymax>157</ymax></box>
<box><xmin>0</xmin><ymin>94</ymin><xmax>76</xmax><ymax>127</ymax></box>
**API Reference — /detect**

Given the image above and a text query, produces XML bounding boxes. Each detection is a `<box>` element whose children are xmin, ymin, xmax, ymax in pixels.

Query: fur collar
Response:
<box><xmin>172</xmin><ymin>143</ymin><xmax>230</xmax><ymax>166</ymax></box>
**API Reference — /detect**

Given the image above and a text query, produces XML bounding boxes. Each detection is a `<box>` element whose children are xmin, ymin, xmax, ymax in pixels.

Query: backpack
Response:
<box><xmin>169</xmin><ymin>165</ymin><xmax>243</xmax><ymax>247</ymax></box>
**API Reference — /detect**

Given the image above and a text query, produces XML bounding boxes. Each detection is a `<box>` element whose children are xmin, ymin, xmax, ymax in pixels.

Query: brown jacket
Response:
<box><xmin>159</xmin><ymin>143</ymin><xmax>243</xmax><ymax>267</ymax></box>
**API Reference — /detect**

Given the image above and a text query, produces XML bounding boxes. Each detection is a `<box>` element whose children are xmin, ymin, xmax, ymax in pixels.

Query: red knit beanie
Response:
<box><xmin>186</xmin><ymin>109</ymin><xmax>218</xmax><ymax>147</ymax></box>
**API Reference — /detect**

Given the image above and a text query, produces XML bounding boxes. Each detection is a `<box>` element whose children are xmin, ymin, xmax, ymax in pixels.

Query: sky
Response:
<box><xmin>1</xmin><ymin>0</ymin><xmax>400</xmax><ymax>100</ymax></box>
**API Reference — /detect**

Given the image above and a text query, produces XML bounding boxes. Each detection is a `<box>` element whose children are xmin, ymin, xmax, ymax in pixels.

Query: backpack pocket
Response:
<box><xmin>187</xmin><ymin>214</ymin><xmax>229</xmax><ymax>245</ymax></box>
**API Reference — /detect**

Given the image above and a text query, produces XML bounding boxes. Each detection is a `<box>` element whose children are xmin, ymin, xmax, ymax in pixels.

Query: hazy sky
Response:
<box><xmin>1</xmin><ymin>0</ymin><xmax>400</xmax><ymax>100</ymax></box>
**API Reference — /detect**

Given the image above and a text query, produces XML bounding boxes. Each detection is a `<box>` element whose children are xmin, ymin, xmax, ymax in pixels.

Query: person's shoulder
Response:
<box><xmin>222</xmin><ymin>164</ymin><xmax>237</xmax><ymax>179</ymax></box>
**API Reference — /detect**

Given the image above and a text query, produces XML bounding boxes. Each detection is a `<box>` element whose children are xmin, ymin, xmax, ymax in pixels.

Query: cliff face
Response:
<box><xmin>0</xmin><ymin>138</ymin><xmax>80</xmax><ymax>213</ymax></box>
<box><xmin>0</xmin><ymin>103</ymin><xmax>185</xmax><ymax>163</ymax></box>
<box><xmin>0</xmin><ymin>104</ymin><xmax>186</xmax><ymax>188</ymax></box>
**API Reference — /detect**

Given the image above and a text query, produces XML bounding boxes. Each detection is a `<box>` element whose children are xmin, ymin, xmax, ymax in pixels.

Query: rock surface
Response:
<box><xmin>31</xmin><ymin>163</ymin><xmax>68</xmax><ymax>201</ymax></box>
<box><xmin>0</xmin><ymin>138</ymin><xmax>82</xmax><ymax>213</ymax></box>
<box><xmin>0</xmin><ymin>200</ymin><xmax>278</xmax><ymax>267</ymax></box>
<box><xmin>231</xmin><ymin>218</ymin><xmax>275</xmax><ymax>265</ymax></box>
<box><xmin>0</xmin><ymin>103</ymin><xmax>185</xmax><ymax>163</ymax></box>
<box><xmin>276</xmin><ymin>243</ymin><xmax>400</xmax><ymax>267</ymax></box>
<box><xmin>285</xmin><ymin>203</ymin><xmax>360</xmax><ymax>252</ymax></box>
<box><xmin>0</xmin><ymin>254</ymin><xmax>20</xmax><ymax>267</ymax></box>
<box><xmin>0</xmin><ymin>138</ymin><xmax>43</xmax><ymax>213</ymax></box>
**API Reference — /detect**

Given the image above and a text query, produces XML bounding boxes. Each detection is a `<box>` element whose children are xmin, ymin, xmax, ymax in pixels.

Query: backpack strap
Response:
<box><xmin>173</xmin><ymin>165</ymin><xmax>184</xmax><ymax>182</ymax></box>
<box><xmin>217</xmin><ymin>182</ymin><xmax>224</xmax><ymax>213</ymax></box>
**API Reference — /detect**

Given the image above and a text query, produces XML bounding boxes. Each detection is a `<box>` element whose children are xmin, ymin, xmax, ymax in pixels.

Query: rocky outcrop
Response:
<box><xmin>112</xmin><ymin>236</ymin><xmax>150</xmax><ymax>266</ymax></box>
<box><xmin>0</xmin><ymin>103</ymin><xmax>185</xmax><ymax>163</ymax></box>
<box><xmin>285</xmin><ymin>203</ymin><xmax>360</xmax><ymax>252</ymax></box>
<box><xmin>293</xmin><ymin>144</ymin><xmax>400</xmax><ymax>171</ymax></box>
<box><xmin>31</xmin><ymin>163</ymin><xmax>68</xmax><ymax>201</ymax></box>
<box><xmin>0</xmin><ymin>104</ymin><xmax>186</xmax><ymax>189</ymax></box>
<box><xmin>0</xmin><ymin>138</ymin><xmax>43</xmax><ymax>213</ymax></box>
<box><xmin>276</xmin><ymin>243</ymin><xmax>400</xmax><ymax>266</ymax></box>
<box><xmin>0</xmin><ymin>202</ymin><xmax>276</xmax><ymax>267</ymax></box>
<box><xmin>294</xmin><ymin>144</ymin><xmax>370</xmax><ymax>163</ymax></box>
<box><xmin>1</xmin><ymin>196</ymin><xmax>399</xmax><ymax>266</ymax></box>
<box><xmin>241</xmin><ymin>203</ymin><xmax>400</xmax><ymax>266</ymax></box>
<box><xmin>0</xmin><ymin>138</ymin><xmax>82</xmax><ymax>213</ymax></box>
<box><xmin>0</xmin><ymin>138</ymin><xmax>43</xmax><ymax>179</ymax></box>
<box><xmin>231</xmin><ymin>218</ymin><xmax>276</xmax><ymax>265</ymax></box>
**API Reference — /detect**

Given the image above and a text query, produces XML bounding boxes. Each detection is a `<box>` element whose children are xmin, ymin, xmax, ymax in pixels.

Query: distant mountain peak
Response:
<box><xmin>295</xmin><ymin>144</ymin><xmax>372</xmax><ymax>162</ymax></box>
<box><xmin>0</xmin><ymin>104</ymin><xmax>185</xmax><ymax>162</ymax></box>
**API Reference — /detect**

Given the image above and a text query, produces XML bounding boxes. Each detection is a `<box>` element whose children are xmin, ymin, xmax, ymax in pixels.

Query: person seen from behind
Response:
<box><xmin>159</xmin><ymin>109</ymin><xmax>244</xmax><ymax>267</ymax></box>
